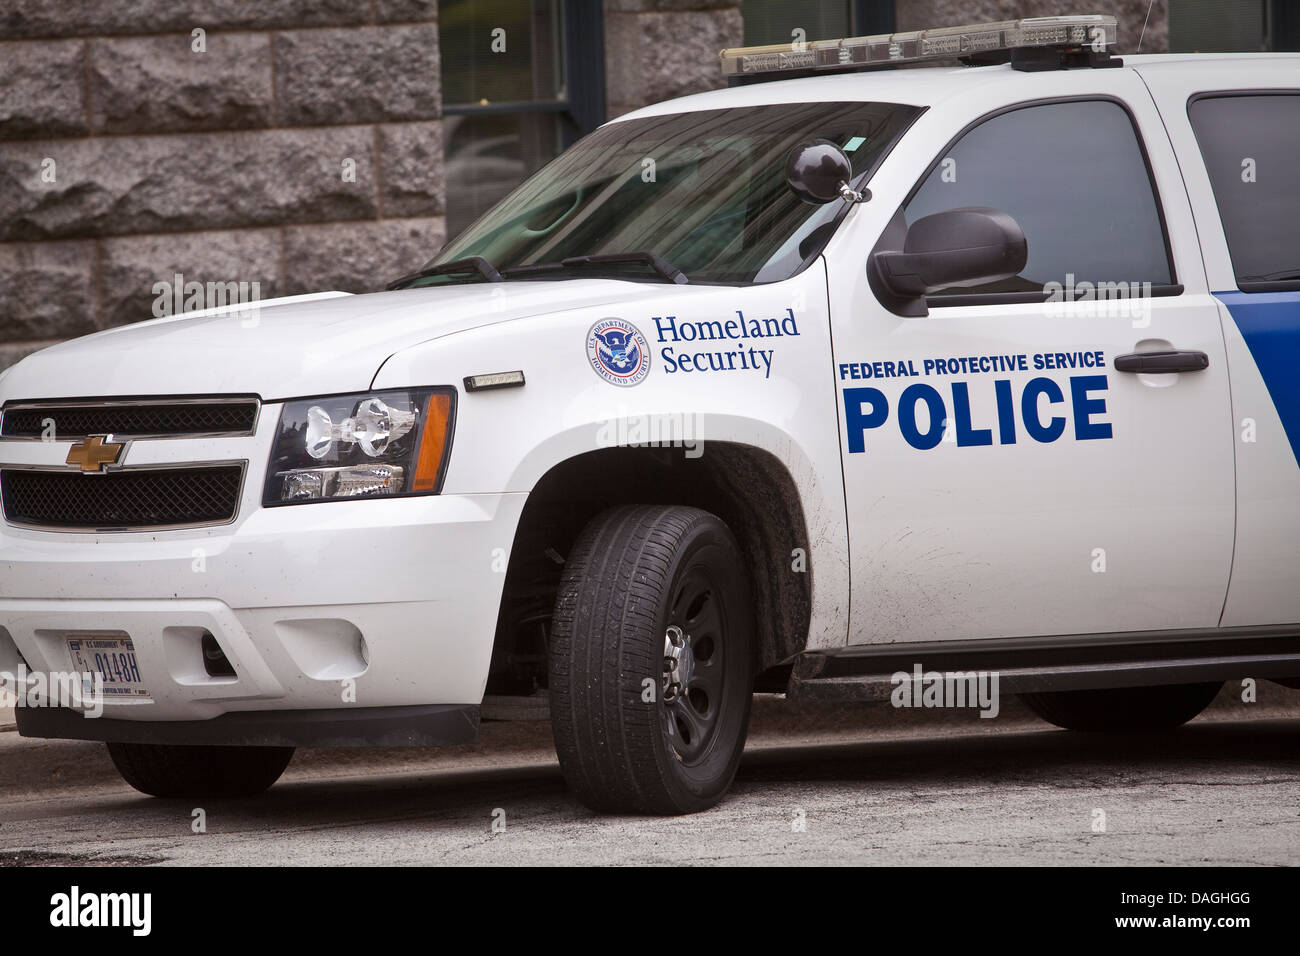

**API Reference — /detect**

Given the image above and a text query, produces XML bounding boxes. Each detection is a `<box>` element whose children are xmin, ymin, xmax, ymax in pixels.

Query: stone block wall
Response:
<box><xmin>0</xmin><ymin>1</ymin><xmax>447</xmax><ymax>370</ymax></box>
<box><xmin>603</xmin><ymin>0</ymin><xmax>743</xmax><ymax>119</ymax></box>
<box><xmin>895</xmin><ymin>1</ymin><xmax>1168</xmax><ymax>54</ymax></box>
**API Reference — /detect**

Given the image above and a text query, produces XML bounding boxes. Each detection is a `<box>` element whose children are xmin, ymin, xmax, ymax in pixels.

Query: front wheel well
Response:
<box><xmin>487</xmin><ymin>444</ymin><xmax>812</xmax><ymax>695</ymax></box>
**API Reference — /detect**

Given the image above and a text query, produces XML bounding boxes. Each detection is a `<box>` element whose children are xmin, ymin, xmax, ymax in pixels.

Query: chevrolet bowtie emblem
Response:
<box><xmin>66</xmin><ymin>435</ymin><xmax>125</xmax><ymax>473</ymax></box>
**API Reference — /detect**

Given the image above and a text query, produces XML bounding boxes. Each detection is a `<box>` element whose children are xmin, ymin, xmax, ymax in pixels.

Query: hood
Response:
<box><xmin>0</xmin><ymin>281</ymin><xmax>671</xmax><ymax>401</ymax></box>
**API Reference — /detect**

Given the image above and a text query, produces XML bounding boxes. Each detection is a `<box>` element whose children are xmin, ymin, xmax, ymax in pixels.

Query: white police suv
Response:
<box><xmin>1</xmin><ymin>15</ymin><xmax>1297</xmax><ymax>814</ymax></box>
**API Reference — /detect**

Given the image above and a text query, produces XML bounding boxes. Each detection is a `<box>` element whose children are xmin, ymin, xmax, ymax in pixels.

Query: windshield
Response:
<box><xmin>427</xmin><ymin>101</ymin><xmax>922</xmax><ymax>286</ymax></box>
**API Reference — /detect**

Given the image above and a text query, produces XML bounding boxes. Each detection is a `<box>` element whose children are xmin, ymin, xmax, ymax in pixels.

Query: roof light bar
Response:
<box><xmin>719</xmin><ymin>15</ymin><xmax>1117</xmax><ymax>77</ymax></box>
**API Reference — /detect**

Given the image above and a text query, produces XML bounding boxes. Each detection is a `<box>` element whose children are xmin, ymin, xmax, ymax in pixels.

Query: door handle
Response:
<box><xmin>1113</xmin><ymin>349</ymin><xmax>1209</xmax><ymax>373</ymax></box>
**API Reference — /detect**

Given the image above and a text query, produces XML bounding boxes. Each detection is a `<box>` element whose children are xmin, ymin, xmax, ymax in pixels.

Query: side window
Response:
<box><xmin>1188</xmin><ymin>93</ymin><xmax>1300</xmax><ymax>290</ymax></box>
<box><xmin>904</xmin><ymin>99</ymin><xmax>1173</xmax><ymax>296</ymax></box>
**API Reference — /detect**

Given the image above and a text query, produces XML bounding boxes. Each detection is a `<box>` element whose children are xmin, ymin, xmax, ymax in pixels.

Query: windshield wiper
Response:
<box><xmin>502</xmin><ymin>251</ymin><xmax>688</xmax><ymax>285</ymax></box>
<box><xmin>386</xmin><ymin>256</ymin><xmax>503</xmax><ymax>291</ymax></box>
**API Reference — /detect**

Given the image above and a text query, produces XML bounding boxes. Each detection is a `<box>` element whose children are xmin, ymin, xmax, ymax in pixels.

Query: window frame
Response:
<box><xmin>440</xmin><ymin>0</ymin><xmax>606</xmax><ymax>152</ymax></box>
<box><xmin>1187</xmin><ymin>88</ymin><xmax>1300</xmax><ymax>294</ymax></box>
<box><xmin>877</xmin><ymin>94</ymin><xmax>1183</xmax><ymax>309</ymax></box>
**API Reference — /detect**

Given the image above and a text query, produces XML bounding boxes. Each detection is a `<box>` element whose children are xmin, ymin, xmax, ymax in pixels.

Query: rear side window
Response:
<box><xmin>904</xmin><ymin>99</ymin><xmax>1174</xmax><ymax>296</ymax></box>
<box><xmin>1188</xmin><ymin>93</ymin><xmax>1300</xmax><ymax>290</ymax></box>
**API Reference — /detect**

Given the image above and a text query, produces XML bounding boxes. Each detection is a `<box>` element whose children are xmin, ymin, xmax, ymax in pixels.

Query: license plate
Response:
<box><xmin>67</xmin><ymin>635</ymin><xmax>152</xmax><ymax>701</ymax></box>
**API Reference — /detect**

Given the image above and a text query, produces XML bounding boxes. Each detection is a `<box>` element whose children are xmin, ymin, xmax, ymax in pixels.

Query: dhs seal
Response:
<box><xmin>587</xmin><ymin>318</ymin><xmax>650</xmax><ymax>387</ymax></box>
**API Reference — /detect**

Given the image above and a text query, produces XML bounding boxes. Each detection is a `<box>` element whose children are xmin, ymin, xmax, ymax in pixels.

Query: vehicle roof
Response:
<box><xmin>610</xmin><ymin>53</ymin><xmax>1300</xmax><ymax>121</ymax></box>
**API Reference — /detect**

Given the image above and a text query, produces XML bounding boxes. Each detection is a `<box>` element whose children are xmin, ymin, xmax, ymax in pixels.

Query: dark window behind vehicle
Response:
<box><xmin>743</xmin><ymin>0</ymin><xmax>849</xmax><ymax>45</ymax></box>
<box><xmin>431</xmin><ymin>101</ymin><xmax>921</xmax><ymax>285</ymax></box>
<box><xmin>904</xmin><ymin>99</ymin><xmax>1173</xmax><ymax>296</ymax></box>
<box><xmin>439</xmin><ymin>0</ymin><xmax>606</xmax><ymax>236</ymax></box>
<box><xmin>742</xmin><ymin>0</ymin><xmax>894</xmax><ymax>46</ymax></box>
<box><xmin>1189</xmin><ymin>93</ymin><xmax>1300</xmax><ymax>290</ymax></box>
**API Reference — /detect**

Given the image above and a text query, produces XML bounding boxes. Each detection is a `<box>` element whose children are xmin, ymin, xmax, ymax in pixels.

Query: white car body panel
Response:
<box><xmin>1136</xmin><ymin>57</ymin><xmax>1300</xmax><ymax>628</ymax></box>
<box><xmin>373</xmin><ymin>264</ymin><xmax>852</xmax><ymax>650</ymax></box>
<box><xmin>0</xmin><ymin>283</ymin><xmax>669</xmax><ymax>399</ymax></box>
<box><xmin>824</xmin><ymin>64</ymin><xmax>1238</xmax><ymax>643</ymax></box>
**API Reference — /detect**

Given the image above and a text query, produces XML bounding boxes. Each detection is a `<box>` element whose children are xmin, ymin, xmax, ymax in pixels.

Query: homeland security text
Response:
<box><xmin>654</xmin><ymin>310</ymin><xmax>800</xmax><ymax>379</ymax></box>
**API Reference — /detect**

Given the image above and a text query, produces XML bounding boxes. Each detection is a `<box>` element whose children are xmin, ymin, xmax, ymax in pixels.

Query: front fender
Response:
<box><xmin>373</xmin><ymin>266</ymin><xmax>850</xmax><ymax>651</ymax></box>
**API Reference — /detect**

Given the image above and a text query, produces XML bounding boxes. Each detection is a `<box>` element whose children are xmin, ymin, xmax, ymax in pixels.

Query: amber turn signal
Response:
<box><xmin>413</xmin><ymin>392</ymin><xmax>453</xmax><ymax>492</ymax></box>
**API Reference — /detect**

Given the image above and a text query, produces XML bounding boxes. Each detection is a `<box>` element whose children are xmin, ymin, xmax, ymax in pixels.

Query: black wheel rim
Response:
<box><xmin>661</xmin><ymin>565</ymin><xmax>726</xmax><ymax>766</ymax></box>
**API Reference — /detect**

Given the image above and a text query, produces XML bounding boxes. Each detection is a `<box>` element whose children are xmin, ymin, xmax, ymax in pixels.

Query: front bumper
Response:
<box><xmin>0</xmin><ymin>491</ymin><xmax>528</xmax><ymax>733</ymax></box>
<box><xmin>16</xmin><ymin>703</ymin><xmax>480</xmax><ymax>747</ymax></box>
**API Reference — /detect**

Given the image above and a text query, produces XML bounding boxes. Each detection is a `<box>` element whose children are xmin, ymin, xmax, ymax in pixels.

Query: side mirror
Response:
<box><xmin>786</xmin><ymin>140</ymin><xmax>868</xmax><ymax>205</ymax></box>
<box><xmin>869</xmin><ymin>207</ymin><xmax>1028</xmax><ymax>316</ymax></box>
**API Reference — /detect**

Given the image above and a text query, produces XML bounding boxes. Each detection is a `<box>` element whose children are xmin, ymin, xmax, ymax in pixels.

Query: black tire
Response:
<box><xmin>107</xmin><ymin>742</ymin><xmax>294</xmax><ymax>798</ymax></box>
<box><xmin>1020</xmin><ymin>682</ymin><xmax>1222</xmax><ymax>733</ymax></box>
<box><xmin>549</xmin><ymin>505</ymin><xmax>754</xmax><ymax>814</ymax></box>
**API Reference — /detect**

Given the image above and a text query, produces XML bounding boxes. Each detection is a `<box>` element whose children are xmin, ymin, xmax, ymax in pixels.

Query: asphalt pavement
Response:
<box><xmin>1</xmin><ymin>685</ymin><xmax>1297</xmax><ymax>865</ymax></box>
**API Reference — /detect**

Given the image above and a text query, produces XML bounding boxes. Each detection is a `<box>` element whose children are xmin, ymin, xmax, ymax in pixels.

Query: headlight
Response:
<box><xmin>263</xmin><ymin>388</ymin><xmax>455</xmax><ymax>506</ymax></box>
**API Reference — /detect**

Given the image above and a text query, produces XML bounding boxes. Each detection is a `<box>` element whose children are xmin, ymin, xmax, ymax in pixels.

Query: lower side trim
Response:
<box><xmin>789</xmin><ymin>626</ymin><xmax>1300</xmax><ymax>701</ymax></box>
<box><xmin>15</xmin><ymin>703</ymin><xmax>481</xmax><ymax>748</ymax></box>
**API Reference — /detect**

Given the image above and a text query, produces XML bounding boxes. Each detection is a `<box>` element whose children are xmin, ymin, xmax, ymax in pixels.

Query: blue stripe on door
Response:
<box><xmin>1216</xmin><ymin>290</ymin><xmax>1300</xmax><ymax>467</ymax></box>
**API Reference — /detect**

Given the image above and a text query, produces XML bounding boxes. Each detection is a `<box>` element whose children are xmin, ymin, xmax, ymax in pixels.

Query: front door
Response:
<box><xmin>827</xmin><ymin>86</ymin><xmax>1235</xmax><ymax>645</ymax></box>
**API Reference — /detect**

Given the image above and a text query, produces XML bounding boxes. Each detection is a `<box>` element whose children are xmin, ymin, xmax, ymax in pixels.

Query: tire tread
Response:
<box><xmin>107</xmin><ymin>742</ymin><xmax>294</xmax><ymax>798</ymax></box>
<box><xmin>550</xmin><ymin>504</ymin><xmax>749</xmax><ymax>814</ymax></box>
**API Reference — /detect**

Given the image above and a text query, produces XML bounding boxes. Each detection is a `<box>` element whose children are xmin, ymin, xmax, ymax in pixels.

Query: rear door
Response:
<box><xmin>1139</xmin><ymin>60</ymin><xmax>1300</xmax><ymax>628</ymax></box>
<box><xmin>824</xmin><ymin>70</ymin><xmax>1236</xmax><ymax>645</ymax></box>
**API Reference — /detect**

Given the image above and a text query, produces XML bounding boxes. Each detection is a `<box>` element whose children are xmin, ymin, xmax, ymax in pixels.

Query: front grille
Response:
<box><xmin>1</xmin><ymin>466</ymin><xmax>244</xmax><ymax>530</ymax></box>
<box><xmin>0</xmin><ymin>399</ymin><xmax>258</xmax><ymax>439</ymax></box>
